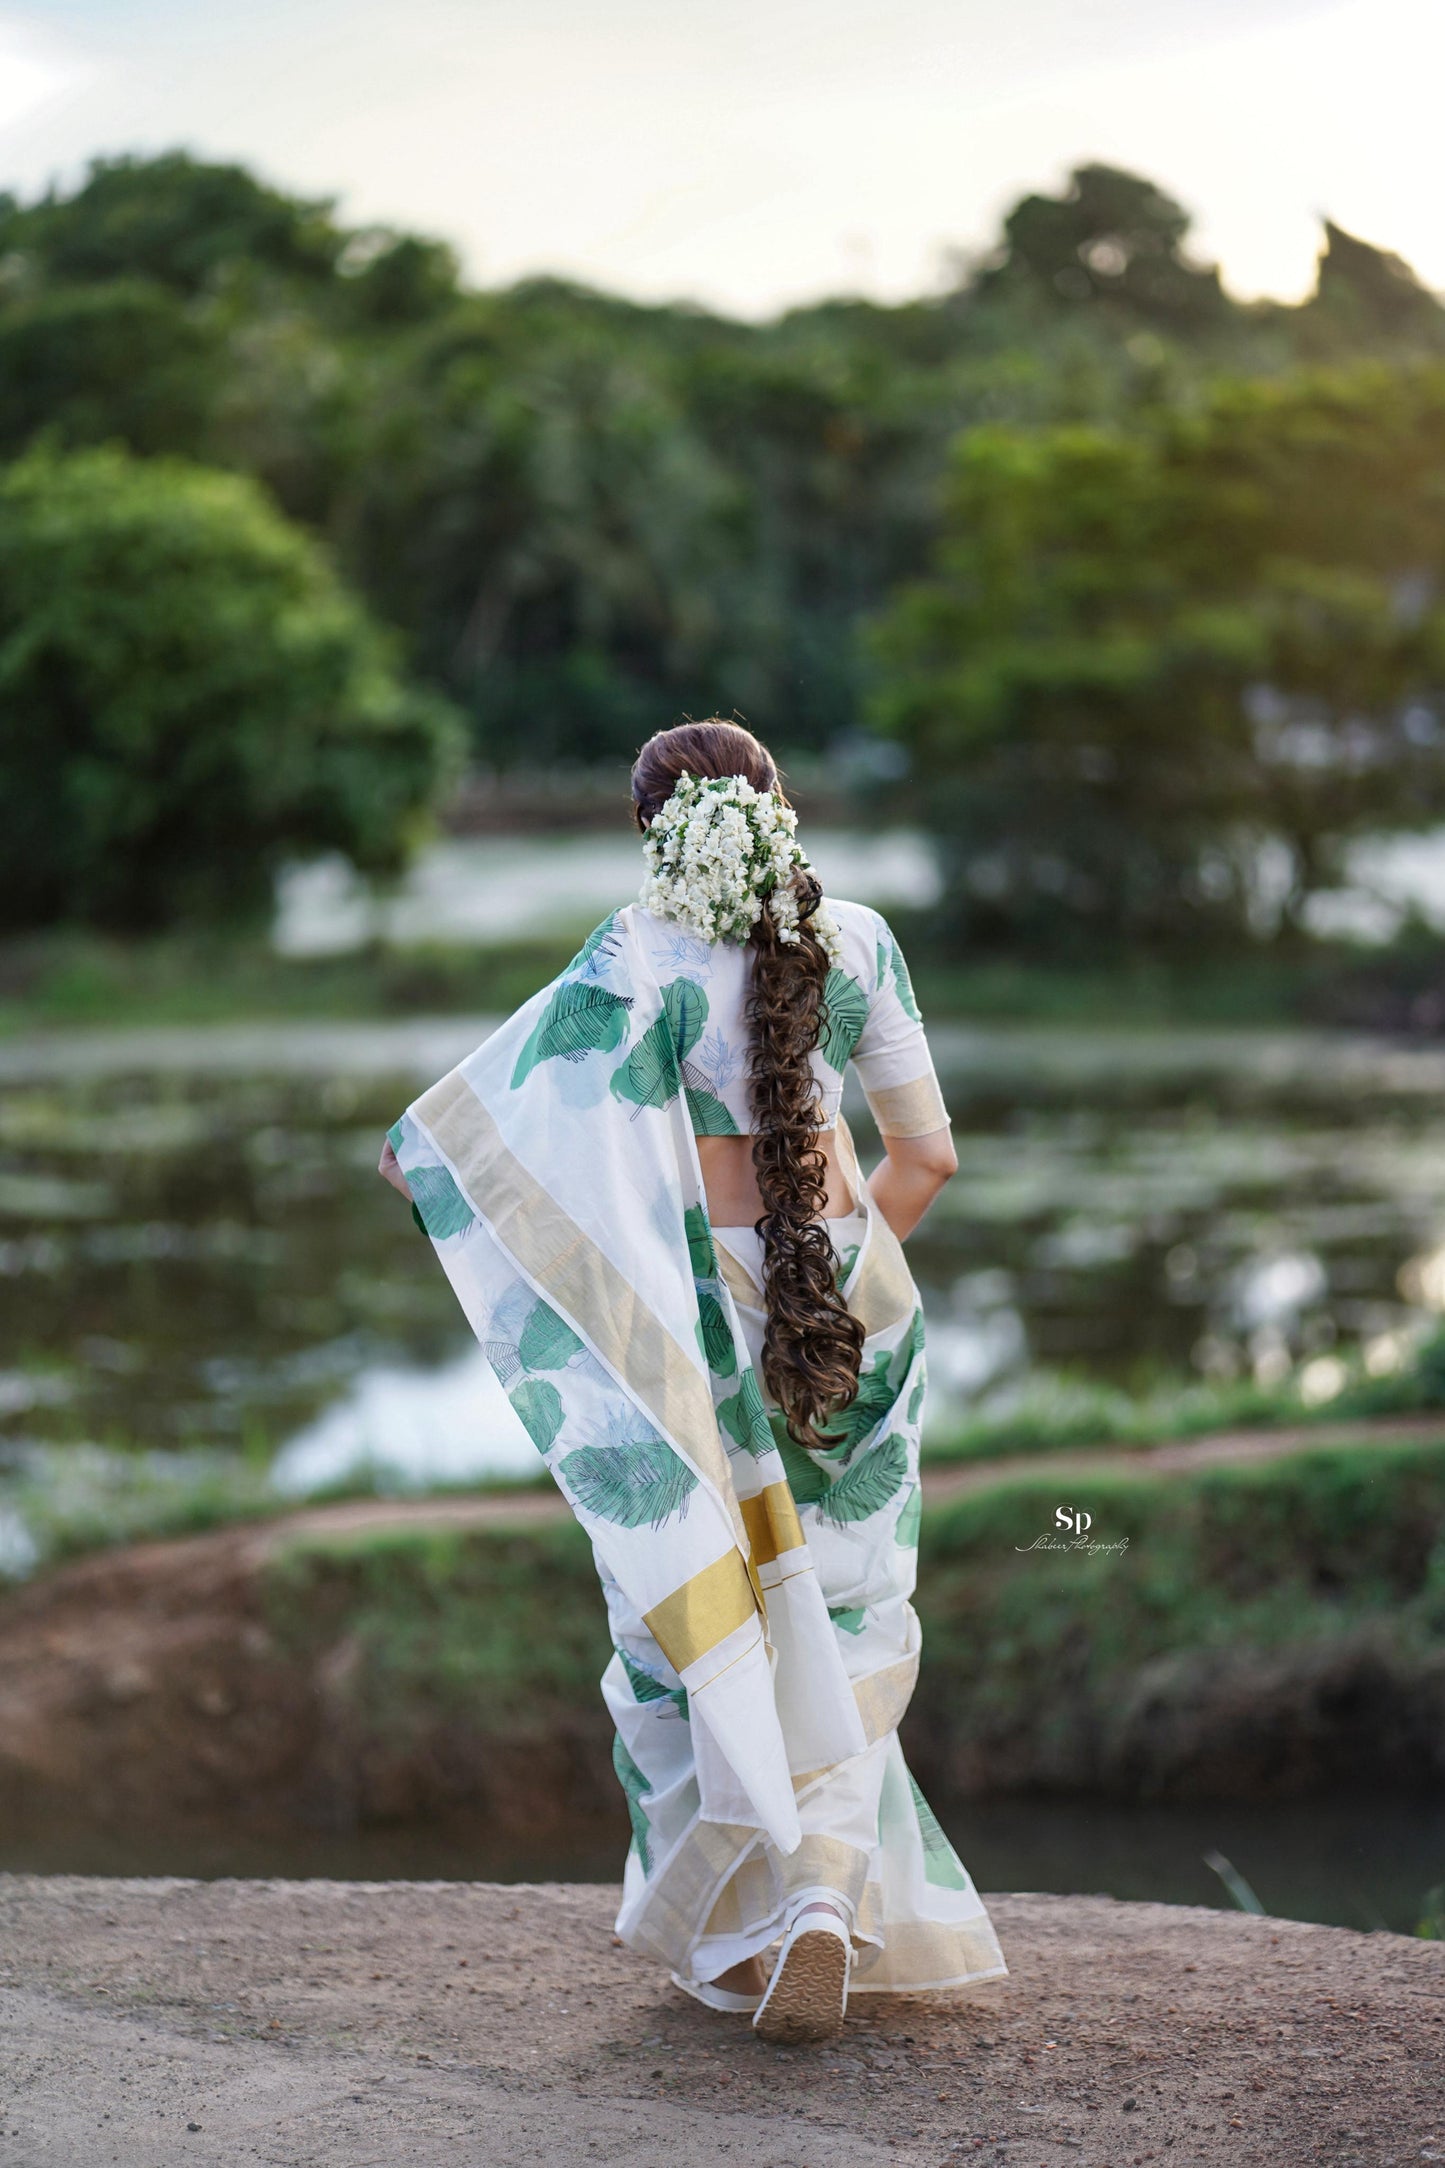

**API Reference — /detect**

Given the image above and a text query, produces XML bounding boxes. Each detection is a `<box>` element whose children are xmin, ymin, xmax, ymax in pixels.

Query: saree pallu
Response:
<box><xmin>389</xmin><ymin>903</ymin><xmax>1004</xmax><ymax>1997</ymax></box>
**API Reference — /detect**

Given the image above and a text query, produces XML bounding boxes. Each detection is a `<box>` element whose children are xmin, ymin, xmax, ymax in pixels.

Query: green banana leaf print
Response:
<box><xmin>518</xmin><ymin>1297</ymin><xmax>585</xmax><ymax>1372</ymax></box>
<box><xmin>684</xmin><ymin>1203</ymin><xmax>716</xmax><ymax>1279</ymax></box>
<box><xmin>512</xmin><ymin>981</ymin><xmax>633</xmax><ymax>1087</ymax></box>
<box><xmin>815</xmin><ymin>1350</ymin><xmax>896</xmax><ymax>1457</ymax></box>
<box><xmin>834</xmin><ymin>1243</ymin><xmax>861</xmax><ymax>1289</ymax></box>
<box><xmin>907</xmin><ymin>1373</ymin><xmax>925</xmax><ymax>1426</ymax></box>
<box><xmin>508</xmin><ymin>1378</ymin><xmax>565</xmax><ymax>1453</ymax></box>
<box><xmin>718</xmin><ymin>1368</ymin><xmax>773</xmax><ymax>1455</ymax></box>
<box><xmin>895</xmin><ymin>1484</ymin><xmax>922</xmax><ymax>1547</ymax></box>
<box><xmin>610</xmin><ymin>977</ymin><xmax>709</xmax><ymax>1113</ymax></box>
<box><xmin>684</xmin><ymin>1079</ymin><xmax>742</xmax><ymax>1134</ymax></box>
<box><xmin>878</xmin><ymin>928</ymin><xmax>923</xmax><ymax>1023</ymax></box>
<box><xmin>696</xmin><ymin>1291</ymin><xmax>738</xmax><ymax>1377</ymax></box>
<box><xmin>774</xmin><ymin>1423</ymin><xmax>831</xmax><ymax>1505</ymax></box>
<box><xmin>565</xmin><ymin>911</ymin><xmax>619</xmax><ymax>977</ymax></box>
<box><xmin>909</xmin><ymin>1772</ymin><xmax>970</xmax><ymax>1889</ymax></box>
<box><xmin>818</xmin><ymin>968</ymin><xmax>868</xmax><ymax>1073</ymax></box>
<box><xmin>408</xmin><ymin>1162</ymin><xmax>475</xmax><ymax>1241</ymax></box>
<box><xmin>893</xmin><ymin>1306</ymin><xmax>926</xmax><ymax>1388</ymax></box>
<box><xmin>559</xmin><ymin>1436</ymin><xmax>697</xmax><ymax>1528</ymax></box>
<box><xmin>828</xmin><ymin>1606</ymin><xmax>867</xmax><ymax>1635</ymax></box>
<box><xmin>612</xmin><ymin>1733</ymin><xmax>653</xmax><ymax>1874</ymax></box>
<box><xmin>619</xmin><ymin>1645</ymin><xmax>688</xmax><ymax>1717</ymax></box>
<box><xmin>816</xmin><ymin>1430</ymin><xmax>910</xmax><ymax>1525</ymax></box>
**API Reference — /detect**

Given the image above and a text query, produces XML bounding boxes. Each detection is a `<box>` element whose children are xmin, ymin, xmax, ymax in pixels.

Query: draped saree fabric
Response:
<box><xmin>389</xmin><ymin>902</ymin><xmax>1005</xmax><ymax>1996</ymax></box>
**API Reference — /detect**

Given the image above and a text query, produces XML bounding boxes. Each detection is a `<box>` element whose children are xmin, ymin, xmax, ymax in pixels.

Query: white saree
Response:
<box><xmin>389</xmin><ymin>902</ymin><xmax>1005</xmax><ymax>1997</ymax></box>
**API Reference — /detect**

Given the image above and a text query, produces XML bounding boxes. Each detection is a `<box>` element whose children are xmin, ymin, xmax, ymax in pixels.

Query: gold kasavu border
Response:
<box><xmin>415</xmin><ymin>1069</ymin><xmax>741</xmax><ymax>1516</ymax></box>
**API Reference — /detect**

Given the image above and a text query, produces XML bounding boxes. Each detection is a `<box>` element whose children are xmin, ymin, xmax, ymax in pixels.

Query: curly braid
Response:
<box><xmin>631</xmin><ymin>719</ymin><xmax>865</xmax><ymax>1450</ymax></box>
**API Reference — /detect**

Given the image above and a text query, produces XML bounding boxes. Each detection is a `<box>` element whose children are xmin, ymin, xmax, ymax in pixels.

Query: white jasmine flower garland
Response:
<box><xmin>639</xmin><ymin>772</ymin><xmax>843</xmax><ymax>964</ymax></box>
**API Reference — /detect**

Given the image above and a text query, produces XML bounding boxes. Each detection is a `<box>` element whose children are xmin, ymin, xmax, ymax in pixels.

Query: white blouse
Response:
<box><xmin>629</xmin><ymin>895</ymin><xmax>949</xmax><ymax>1140</ymax></box>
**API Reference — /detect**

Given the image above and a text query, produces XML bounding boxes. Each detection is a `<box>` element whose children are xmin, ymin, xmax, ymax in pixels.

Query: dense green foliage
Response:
<box><xmin>0</xmin><ymin>444</ymin><xmax>461</xmax><ymax>929</ymax></box>
<box><xmin>875</xmin><ymin>368</ymin><xmax>1445</xmax><ymax>946</ymax></box>
<box><xmin>4</xmin><ymin>151</ymin><xmax>1443</xmax><ymax>797</ymax></box>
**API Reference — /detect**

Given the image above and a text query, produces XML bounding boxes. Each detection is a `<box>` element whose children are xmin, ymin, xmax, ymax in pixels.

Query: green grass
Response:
<box><xmin>910</xmin><ymin>1438</ymin><xmax>1445</xmax><ymax>1761</ymax></box>
<box><xmin>247</xmin><ymin>1436</ymin><xmax>1445</xmax><ymax>1776</ymax></box>
<box><xmin>0</xmin><ymin>929</ymin><xmax>592</xmax><ymax>1034</ymax></box>
<box><xmin>923</xmin><ymin>1330</ymin><xmax>1445</xmax><ymax>1466</ymax></box>
<box><xmin>0</xmin><ymin>916</ymin><xmax>1431</xmax><ymax>1034</ymax></box>
<box><xmin>907</xmin><ymin>952</ymin><xmax>1327</xmax><ymax>1027</ymax></box>
<box><xmin>262</xmin><ymin>1518</ymin><xmax>610</xmax><ymax>1734</ymax></box>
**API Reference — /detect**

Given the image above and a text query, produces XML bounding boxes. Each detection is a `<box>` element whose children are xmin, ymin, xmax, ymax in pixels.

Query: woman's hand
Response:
<box><xmin>378</xmin><ymin>1135</ymin><xmax>413</xmax><ymax>1200</ymax></box>
<box><xmin>866</xmin><ymin>1126</ymin><xmax>957</xmax><ymax>1241</ymax></box>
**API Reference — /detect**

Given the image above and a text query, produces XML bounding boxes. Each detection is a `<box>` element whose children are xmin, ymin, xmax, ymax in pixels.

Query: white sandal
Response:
<box><xmin>752</xmin><ymin>1907</ymin><xmax>852</xmax><ymax>2045</ymax></box>
<box><xmin>670</xmin><ymin>1970</ymin><xmax>764</xmax><ymax>2014</ymax></box>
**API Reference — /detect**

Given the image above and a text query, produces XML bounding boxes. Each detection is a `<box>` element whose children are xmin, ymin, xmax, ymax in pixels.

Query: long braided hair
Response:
<box><xmin>631</xmin><ymin>720</ymin><xmax>865</xmax><ymax>1448</ymax></box>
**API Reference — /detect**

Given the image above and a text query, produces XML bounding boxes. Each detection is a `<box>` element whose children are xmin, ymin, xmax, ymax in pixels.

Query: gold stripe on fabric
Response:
<box><xmin>853</xmin><ymin>1653</ymin><xmax>920</xmax><ymax>1746</ymax></box>
<box><xmin>417</xmin><ymin>1070</ymin><xmax>740</xmax><ymax>1515</ymax></box>
<box><xmin>830</xmin><ymin>1114</ymin><xmax>917</xmax><ymax>1342</ymax></box>
<box><xmin>864</xmin><ymin>1073</ymin><xmax>950</xmax><ymax>1140</ymax></box>
<box><xmin>740</xmin><ymin>1481</ymin><xmax>805</xmax><ymax>1569</ymax></box>
<box><xmin>700</xmin><ymin>1837</ymin><xmax>873</xmax><ymax>1945</ymax></box>
<box><xmin>850</xmin><ymin>1917</ymin><xmax>1008</xmax><ymax>1993</ymax></box>
<box><xmin>851</xmin><ymin>1212</ymin><xmax>917</xmax><ymax>1341</ymax></box>
<box><xmin>701</xmin><ymin>1874</ymin><xmax>746</xmax><ymax>1937</ymax></box>
<box><xmin>780</xmin><ymin>1835</ymin><xmax>871</xmax><ymax>1909</ymax></box>
<box><xmin>715</xmin><ymin>1242</ymin><xmax>763</xmax><ymax>1309</ymax></box>
<box><xmin>643</xmin><ymin>1551</ymin><xmax>757</xmax><ymax>1676</ymax></box>
<box><xmin>626</xmin><ymin>1817</ymin><xmax>757</xmax><ymax>1971</ymax></box>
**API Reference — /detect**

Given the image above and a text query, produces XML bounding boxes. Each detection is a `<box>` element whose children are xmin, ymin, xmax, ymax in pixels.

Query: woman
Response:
<box><xmin>380</xmin><ymin>719</ymin><xmax>1005</xmax><ymax>2044</ymax></box>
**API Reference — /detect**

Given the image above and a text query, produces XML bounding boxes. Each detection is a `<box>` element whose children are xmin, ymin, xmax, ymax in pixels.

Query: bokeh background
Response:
<box><xmin>2</xmin><ymin>0</ymin><xmax>1445</xmax><ymax>1934</ymax></box>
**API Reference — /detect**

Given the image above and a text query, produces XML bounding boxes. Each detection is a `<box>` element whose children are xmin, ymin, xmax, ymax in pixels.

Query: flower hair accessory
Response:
<box><xmin>639</xmin><ymin>772</ymin><xmax>843</xmax><ymax>964</ymax></box>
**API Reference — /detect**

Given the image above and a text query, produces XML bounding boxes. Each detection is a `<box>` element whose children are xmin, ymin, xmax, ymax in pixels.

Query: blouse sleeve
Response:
<box><xmin>850</xmin><ymin>911</ymin><xmax>951</xmax><ymax>1138</ymax></box>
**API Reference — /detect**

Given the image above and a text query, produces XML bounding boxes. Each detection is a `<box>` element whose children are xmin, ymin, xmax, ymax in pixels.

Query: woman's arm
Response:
<box><xmin>866</xmin><ymin>1125</ymin><xmax>957</xmax><ymax>1241</ymax></box>
<box><xmin>378</xmin><ymin>1135</ymin><xmax>413</xmax><ymax>1199</ymax></box>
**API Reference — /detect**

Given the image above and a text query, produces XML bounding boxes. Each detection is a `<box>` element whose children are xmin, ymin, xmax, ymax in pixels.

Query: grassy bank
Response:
<box><xmin>3</xmin><ymin>920</ymin><xmax>1440</xmax><ymax>1035</ymax></box>
<box><xmin>910</xmin><ymin>1438</ymin><xmax>1445</xmax><ymax>1797</ymax></box>
<box><xmin>0</xmin><ymin>929</ymin><xmax>590</xmax><ymax>1034</ymax></box>
<box><xmin>922</xmin><ymin>1329</ymin><xmax>1445</xmax><ymax>1466</ymax></box>
<box><xmin>254</xmin><ymin>1435</ymin><xmax>1445</xmax><ymax>1806</ymax></box>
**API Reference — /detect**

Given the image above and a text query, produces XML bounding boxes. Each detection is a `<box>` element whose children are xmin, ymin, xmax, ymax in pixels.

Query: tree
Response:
<box><xmin>1301</xmin><ymin>222</ymin><xmax>1445</xmax><ymax>356</ymax></box>
<box><xmin>965</xmin><ymin>164</ymin><xmax>1232</xmax><ymax>332</ymax></box>
<box><xmin>871</xmin><ymin>367</ymin><xmax>1445</xmax><ymax>949</ymax></box>
<box><xmin>0</xmin><ymin>152</ymin><xmax>342</xmax><ymax>296</ymax></box>
<box><xmin>0</xmin><ymin>281</ymin><xmax>220</xmax><ymax>457</ymax></box>
<box><xmin>0</xmin><ymin>446</ymin><xmax>462</xmax><ymax>930</ymax></box>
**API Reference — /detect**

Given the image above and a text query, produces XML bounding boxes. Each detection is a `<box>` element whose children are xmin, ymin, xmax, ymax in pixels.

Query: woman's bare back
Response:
<box><xmin>694</xmin><ymin>1130</ymin><xmax>858</xmax><ymax>1227</ymax></box>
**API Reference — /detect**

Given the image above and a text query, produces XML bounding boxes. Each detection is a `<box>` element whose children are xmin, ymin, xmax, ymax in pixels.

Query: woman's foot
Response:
<box><xmin>753</xmin><ymin>1901</ymin><xmax>851</xmax><ymax>2045</ymax></box>
<box><xmin>712</xmin><ymin>1954</ymin><xmax>768</xmax><ymax>1998</ymax></box>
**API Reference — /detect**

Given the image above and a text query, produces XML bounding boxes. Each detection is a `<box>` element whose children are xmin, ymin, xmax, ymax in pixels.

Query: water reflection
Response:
<box><xmin>270</xmin><ymin>1346</ymin><xmax>538</xmax><ymax>1495</ymax></box>
<box><xmin>0</xmin><ymin>1783</ymin><xmax>1437</xmax><ymax>1936</ymax></box>
<box><xmin>275</xmin><ymin>829</ymin><xmax>941</xmax><ymax>957</ymax></box>
<box><xmin>6</xmin><ymin>1025</ymin><xmax>1445</xmax><ymax>1511</ymax></box>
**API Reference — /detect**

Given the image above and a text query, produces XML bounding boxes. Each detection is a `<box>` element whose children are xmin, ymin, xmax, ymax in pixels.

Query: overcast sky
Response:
<box><xmin>0</xmin><ymin>0</ymin><xmax>1439</xmax><ymax>317</ymax></box>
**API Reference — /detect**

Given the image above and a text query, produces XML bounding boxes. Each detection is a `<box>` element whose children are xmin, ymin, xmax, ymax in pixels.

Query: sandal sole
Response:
<box><xmin>754</xmin><ymin>1929</ymin><xmax>849</xmax><ymax>2045</ymax></box>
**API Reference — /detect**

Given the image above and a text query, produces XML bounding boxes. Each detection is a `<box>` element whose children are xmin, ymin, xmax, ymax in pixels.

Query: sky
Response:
<box><xmin>0</xmin><ymin>0</ymin><xmax>1441</xmax><ymax>318</ymax></box>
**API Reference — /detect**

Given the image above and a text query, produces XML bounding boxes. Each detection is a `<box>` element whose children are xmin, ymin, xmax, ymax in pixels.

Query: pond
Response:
<box><xmin>5</xmin><ymin>1017</ymin><xmax>1445</xmax><ymax>1511</ymax></box>
<box><xmin>0</xmin><ymin>1786</ymin><xmax>1438</xmax><ymax>1939</ymax></box>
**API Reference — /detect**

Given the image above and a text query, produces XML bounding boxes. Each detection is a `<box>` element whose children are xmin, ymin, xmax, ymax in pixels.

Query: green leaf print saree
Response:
<box><xmin>389</xmin><ymin>904</ymin><xmax>1004</xmax><ymax>1997</ymax></box>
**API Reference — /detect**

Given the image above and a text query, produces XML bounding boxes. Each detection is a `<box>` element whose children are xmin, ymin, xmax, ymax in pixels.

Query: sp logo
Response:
<box><xmin>1055</xmin><ymin>1506</ymin><xmax>1093</xmax><ymax>1535</ymax></box>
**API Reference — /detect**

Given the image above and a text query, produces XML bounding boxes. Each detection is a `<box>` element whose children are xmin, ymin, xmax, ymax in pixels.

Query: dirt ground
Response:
<box><xmin>0</xmin><ymin>1878</ymin><xmax>1441</xmax><ymax>2168</ymax></box>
